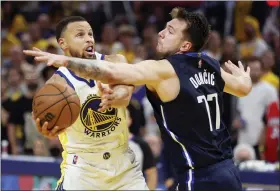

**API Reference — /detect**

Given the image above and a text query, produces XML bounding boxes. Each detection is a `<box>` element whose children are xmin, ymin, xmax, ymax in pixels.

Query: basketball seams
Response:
<box><xmin>49</xmin><ymin>84</ymin><xmax>74</xmax><ymax>125</ymax></box>
<box><xmin>34</xmin><ymin>84</ymin><xmax>68</xmax><ymax>98</ymax></box>
<box><xmin>47</xmin><ymin>104</ymin><xmax>70</xmax><ymax>130</ymax></box>
<box><xmin>67</xmin><ymin>102</ymin><xmax>80</xmax><ymax>108</ymax></box>
<box><xmin>34</xmin><ymin>93</ymin><xmax>77</xmax><ymax>119</ymax></box>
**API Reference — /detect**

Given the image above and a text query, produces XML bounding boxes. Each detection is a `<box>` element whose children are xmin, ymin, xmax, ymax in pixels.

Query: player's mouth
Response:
<box><xmin>85</xmin><ymin>46</ymin><xmax>95</xmax><ymax>56</ymax></box>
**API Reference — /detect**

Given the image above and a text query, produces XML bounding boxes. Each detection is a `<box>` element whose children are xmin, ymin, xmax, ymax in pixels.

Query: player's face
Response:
<box><xmin>59</xmin><ymin>21</ymin><xmax>95</xmax><ymax>59</ymax></box>
<box><xmin>157</xmin><ymin>19</ymin><xmax>191</xmax><ymax>57</ymax></box>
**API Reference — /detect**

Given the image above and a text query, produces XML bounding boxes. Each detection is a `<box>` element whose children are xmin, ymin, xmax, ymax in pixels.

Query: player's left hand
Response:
<box><xmin>23</xmin><ymin>47</ymin><xmax>68</xmax><ymax>68</ymax></box>
<box><xmin>97</xmin><ymin>81</ymin><xmax>130</xmax><ymax>112</ymax></box>
<box><xmin>224</xmin><ymin>60</ymin><xmax>250</xmax><ymax>78</ymax></box>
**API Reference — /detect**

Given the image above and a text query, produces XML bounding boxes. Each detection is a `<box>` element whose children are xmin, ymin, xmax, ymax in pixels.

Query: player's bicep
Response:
<box><xmin>114</xmin><ymin>59</ymin><xmax>174</xmax><ymax>86</ymax></box>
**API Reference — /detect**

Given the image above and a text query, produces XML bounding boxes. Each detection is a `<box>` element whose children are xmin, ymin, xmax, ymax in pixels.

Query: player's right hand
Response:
<box><xmin>32</xmin><ymin>112</ymin><xmax>66</xmax><ymax>139</ymax></box>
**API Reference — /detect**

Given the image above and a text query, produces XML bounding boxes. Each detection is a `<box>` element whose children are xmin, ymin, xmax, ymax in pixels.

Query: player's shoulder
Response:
<box><xmin>46</xmin><ymin>67</ymin><xmax>68</xmax><ymax>85</ymax></box>
<box><xmin>104</xmin><ymin>54</ymin><xmax>127</xmax><ymax>63</ymax></box>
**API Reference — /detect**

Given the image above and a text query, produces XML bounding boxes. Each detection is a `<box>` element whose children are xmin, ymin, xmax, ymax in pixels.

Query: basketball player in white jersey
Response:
<box><xmin>32</xmin><ymin>16</ymin><xmax>149</xmax><ymax>190</ymax></box>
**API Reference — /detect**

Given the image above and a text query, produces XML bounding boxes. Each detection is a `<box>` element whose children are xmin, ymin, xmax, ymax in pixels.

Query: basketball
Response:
<box><xmin>32</xmin><ymin>83</ymin><xmax>80</xmax><ymax>130</ymax></box>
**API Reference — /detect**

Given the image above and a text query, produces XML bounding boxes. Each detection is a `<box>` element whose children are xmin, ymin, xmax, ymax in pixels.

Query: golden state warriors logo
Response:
<box><xmin>81</xmin><ymin>94</ymin><xmax>121</xmax><ymax>138</ymax></box>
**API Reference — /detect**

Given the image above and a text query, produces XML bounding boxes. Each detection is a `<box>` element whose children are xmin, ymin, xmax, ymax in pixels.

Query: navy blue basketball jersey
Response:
<box><xmin>146</xmin><ymin>53</ymin><xmax>233</xmax><ymax>173</ymax></box>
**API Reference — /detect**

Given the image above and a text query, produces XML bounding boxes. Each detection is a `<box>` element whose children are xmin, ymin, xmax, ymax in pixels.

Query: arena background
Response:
<box><xmin>1</xmin><ymin>1</ymin><xmax>279</xmax><ymax>190</ymax></box>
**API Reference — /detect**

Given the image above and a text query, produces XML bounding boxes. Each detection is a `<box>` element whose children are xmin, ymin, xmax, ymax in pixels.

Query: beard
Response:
<box><xmin>156</xmin><ymin>48</ymin><xmax>179</xmax><ymax>59</ymax></box>
<box><xmin>69</xmin><ymin>49</ymin><xmax>96</xmax><ymax>59</ymax></box>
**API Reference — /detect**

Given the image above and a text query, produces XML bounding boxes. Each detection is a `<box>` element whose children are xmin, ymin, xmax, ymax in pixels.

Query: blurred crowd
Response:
<box><xmin>1</xmin><ymin>1</ymin><xmax>279</xmax><ymax>189</ymax></box>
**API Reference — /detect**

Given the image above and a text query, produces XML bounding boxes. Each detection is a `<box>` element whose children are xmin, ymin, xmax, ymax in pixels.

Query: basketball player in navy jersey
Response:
<box><xmin>24</xmin><ymin>7</ymin><xmax>252</xmax><ymax>191</ymax></box>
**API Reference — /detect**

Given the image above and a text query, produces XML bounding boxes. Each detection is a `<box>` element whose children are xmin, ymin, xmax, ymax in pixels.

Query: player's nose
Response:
<box><xmin>85</xmin><ymin>34</ymin><xmax>94</xmax><ymax>43</ymax></box>
<box><xmin>158</xmin><ymin>30</ymin><xmax>164</xmax><ymax>38</ymax></box>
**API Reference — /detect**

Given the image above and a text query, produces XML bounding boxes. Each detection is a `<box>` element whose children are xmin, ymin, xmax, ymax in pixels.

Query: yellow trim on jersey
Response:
<box><xmin>56</xmin><ymin>131</ymin><xmax>69</xmax><ymax>187</ymax></box>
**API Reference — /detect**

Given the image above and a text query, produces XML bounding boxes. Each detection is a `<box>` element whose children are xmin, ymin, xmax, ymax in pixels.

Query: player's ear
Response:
<box><xmin>180</xmin><ymin>41</ymin><xmax>192</xmax><ymax>52</ymax></box>
<box><xmin>58</xmin><ymin>38</ymin><xmax>68</xmax><ymax>51</ymax></box>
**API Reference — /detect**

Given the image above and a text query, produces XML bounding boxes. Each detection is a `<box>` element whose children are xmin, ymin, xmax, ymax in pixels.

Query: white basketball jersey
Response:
<box><xmin>55</xmin><ymin>52</ymin><xmax>128</xmax><ymax>154</ymax></box>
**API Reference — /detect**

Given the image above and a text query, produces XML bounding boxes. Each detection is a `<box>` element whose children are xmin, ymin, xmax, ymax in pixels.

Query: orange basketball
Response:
<box><xmin>32</xmin><ymin>83</ymin><xmax>80</xmax><ymax>130</ymax></box>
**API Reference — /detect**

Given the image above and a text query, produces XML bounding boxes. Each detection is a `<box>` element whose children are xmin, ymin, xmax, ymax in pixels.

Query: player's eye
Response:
<box><xmin>76</xmin><ymin>33</ymin><xmax>84</xmax><ymax>37</ymax></box>
<box><xmin>168</xmin><ymin>28</ymin><xmax>174</xmax><ymax>34</ymax></box>
<box><xmin>89</xmin><ymin>32</ymin><xmax>93</xmax><ymax>36</ymax></box>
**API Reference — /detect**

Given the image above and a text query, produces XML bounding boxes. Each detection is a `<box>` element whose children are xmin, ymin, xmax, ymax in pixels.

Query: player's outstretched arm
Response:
<box><xmin>221</xmin><ymin>60</ymin><xmax>252</xmax><ymax>97</ymax></box>
<box><xmin>23</xmin><ymin>48</ymin><xmax>174</xmax><ymax>86</ymax></box>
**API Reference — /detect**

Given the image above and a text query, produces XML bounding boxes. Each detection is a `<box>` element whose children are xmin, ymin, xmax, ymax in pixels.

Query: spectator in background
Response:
<box><xmin>37</xmin><ymin>13</ymin><xmax>55</xmax><ymax>39</ymax></box>
<box><xmin>96</xmin><ymin>23</ymin><xmax>118</xmax><ymax>55</ymax></box>
<box><xmin>20</xmin><ymin>33</ymin><xmax>33</xmax><ymax>51</ymax></box>
<box><xmin>1</xmin><ymin>77</ymin><xmax>9</xmax><ymax>101</ymax></box>
<box><xmin>4</xmin><ymin>67</ymin><xmax>24</xmax><ymax>99</ymax></box>
<box><xmin>36</xmin><ymin>40</ymin><xmax>61</xmax><ymax>74</ymax></box>
<box><xmin>1</xmin><ymin>77</ymin><xmax>11</xmax><ymax>154</ymax></box>
<box><xmin>134</xmin><ymin>44</ymin><xmax>148</xmax><ymax>63</ymax></box>
<box><xmin>48</xmin><ymin>137</ymin><xmax>63</xmax><ymax>157</ymax></box>
<box><xmin>262</xmin><ymin>6</ymin><xmax>279</xmax><ymax>48</ymax></box>
<box><xmin>2</xmin><ymin>45</ymin><xmax>32</xmax><ymax>77</ymax></box>
<box><xmin>127</xmin><ymin>99</ymin><xmax>146</xmax><ymax>137</ymax></box>
<box><xmin>33</xmin><ymin>138</ymin><xmax>50</xmax><ymax>156</ymax></box>
<box><xmin>233</xmin><ymin>57</ymin><xmax>278</xmax><ymax>159</ymax></box>
<box><xmin>28</xmin><ymin>23</ymin><xmax>49</xmax><ymax>51</ymax></box>
<box><xmin>126</xmin><ymin>109</ymin><xmax>158</xmax><ymax>190</ymax></box>
<box><xmin>1</xmin><ymin>14</ymin><xmax>28</xmax><ymax>58</ymax></box>
<box><xmin>144</xmin><ymin>134</ymin><xmax>162</xmax><ymax>163</ymax></box>
<box><xmin>2</xmin><ymin>67</ymin><xmax>42</xmax><ymax>155</ymax></box>
<box><xmin>115</xmin><ymin>25</ymin><xmax>137</xmax><ymax>63</ymax></box>
<box><xmin>203</xmin><ymin>30</ymin><xmax>222</xmax><ymax>60</ymax></box>
<box><xmin>220</xmin><ymin>36</ymin><xmax>238</xmax><ymax>64</ymax></box>
<box><xmin>141</xmin><ymin>24</ymin><xmax>158</xmax><ymax>59</ymax></box>
<box><xmin>259</xmin><ymin>101</ymin><xmax>279</xmax><ymax>162</ymax></box>
<box><xmin>220</xmin><ymin>36</ymin><xmax>239</xmax><ymax>147</ymax></box>
<box><xmin>233</xmin><ymin>143</ymin><xmax>256</xmax><ymax>163</ymax></box>
<box><xmin>238</xmin><ymin>16</ymin><xmax>269</xmax><ymax>59</ymax></box>
<box><xmin>261</xmin><ymin>49</ymin><xmax>279</xmax><ymax>90</ymax></box>
<box><xmin>147</xmin><ymin>6</ymin><xmax>166</xmax><ymax>32</ymax></box>
<box><xmin>142</xmin><ymin>96</ymin><xmax>160</xmax><ymax>136</ymax></box>
<box><xmin>2</xmin><ymin>68</ymin><xmax>26</xmax><ymax>155</ymax></box>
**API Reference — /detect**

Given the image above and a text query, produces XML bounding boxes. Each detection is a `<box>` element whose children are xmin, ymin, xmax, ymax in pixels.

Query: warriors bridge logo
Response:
<box><xmin>80</xmin><ymin>94</ymin><xmax>121</xmax><ymax>138</ymax></box>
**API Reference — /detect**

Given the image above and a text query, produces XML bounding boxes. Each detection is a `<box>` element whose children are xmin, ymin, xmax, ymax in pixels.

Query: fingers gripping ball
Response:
<box><xmin>32</xmin><ymin>83</ymin><xmax>80</xmax><ymax>130</ymax></box>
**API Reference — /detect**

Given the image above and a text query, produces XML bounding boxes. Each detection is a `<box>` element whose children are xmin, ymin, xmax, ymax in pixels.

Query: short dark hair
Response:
<box><xmin>243</xmin><ymin>56</ymin><xmax>264</xmax><ymax>69</ymax></box>
<box><xmin>55</xmin><ymin>16</ymin><xmax>86</xmax><ymax>41</ymax></box>
<box><xmin>170</xmin><ymin>7</ymin><xmax>211</xmax><ymax>52</ymax></box>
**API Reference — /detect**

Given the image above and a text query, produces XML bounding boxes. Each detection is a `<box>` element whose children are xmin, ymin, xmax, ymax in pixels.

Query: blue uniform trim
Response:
<box><xmin>55</xmin><ymin>71</ymin><xmax>75</xmax><ymax>90</ymax></box>
<box><xmin>61</xmin><ymin>54</ymin><xmax>104</xmax><ymax>88</ymax></box>
<box><xmin>160</xmin><ymin>105</ymin><xmax>194</xmax><ymax>190</ymax></box>
<box><xmin>66</xmin><ymin>69</ymin><xmax>95</xmax><ymax>88</ymax></box>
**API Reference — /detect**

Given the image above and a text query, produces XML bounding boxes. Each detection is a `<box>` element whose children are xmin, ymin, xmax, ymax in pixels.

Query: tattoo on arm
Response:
<box><xmin>67</xmin><ymin>57</ymin><xmax>112</xmax><ymax>82</ymax></box>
